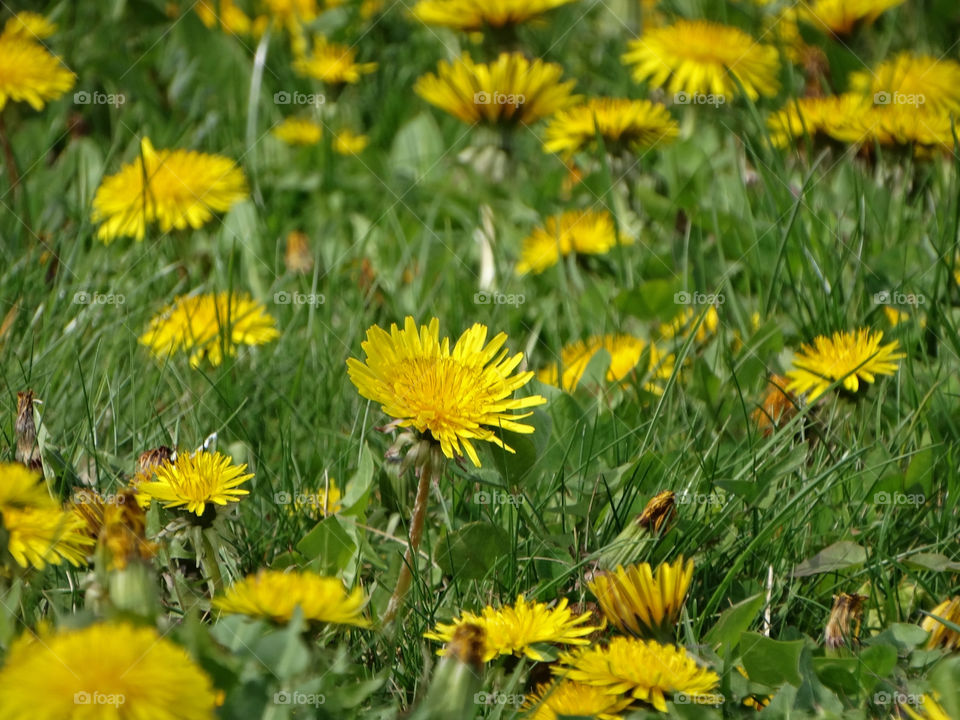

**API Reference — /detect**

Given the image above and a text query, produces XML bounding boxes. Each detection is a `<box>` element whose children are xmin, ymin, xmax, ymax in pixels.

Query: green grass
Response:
<box><xmin>2</xmin><ymin>0</ymin><xmax>960</xmax><ymax>718</ymax></box>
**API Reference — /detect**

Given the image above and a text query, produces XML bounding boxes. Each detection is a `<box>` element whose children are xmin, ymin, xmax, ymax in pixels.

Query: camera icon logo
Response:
<box><xmin>874</xmin><ymin>91</ymin><xmax>891</xmax><ymax>105</ymax></box>
<box><xmin>274</xmin><ymin>91</ymin><xmax>291</xmax><ymax>105</ymax></box>
<box><xmin>274</xmin><ymin>491</ymin><xmax>292</xmax><ymax>505</ymax></box>
<box><xmin>474</xmin><ymin>291</ymin><xmax>491</xmax><ymax>305</ymax></box>
<box><xmin>274</xmin><ymin>291</ymin><xmax>291</xmax><ymax>305</ymax></box>
<box><xmin>674</xmin><ymin>290</ymin><xmax>691</xmax><ymax>304</ymax></box>
<box><xmin>274</xmin><ymin>691</ymin><xmax>292</xmax><ymax>705</ymax></box>
<box><xmin>474</xmin><ymin>92</ymin><xmax>492</xmax><ymax>105</ymax></box>
<box><xmin>674</xmin><ymin>91</ymin><xmax>690</xmax><ymax>105</ymax></box>
<box><xmin>74</xmin><ymin>91</ymin><xmax>91</xmax><ymax>104</ymax></box>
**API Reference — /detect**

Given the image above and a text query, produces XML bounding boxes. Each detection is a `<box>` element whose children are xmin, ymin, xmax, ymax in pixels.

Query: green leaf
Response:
<box><xmin>792</xmin><ymin>541</ymin><xmax>867</xmax><ymax>577</ymax></box>
<box><xmin>297</xmin><ymin>515</ymin><xmax>357</xmax><ymax>573</ymax></box>
<box><xmin>858</xmin><ymin>644</ymin><xmax>898</xmax><ymax>691</ymax></box>
<box><xmin>740</xmin><ymin>631</ymin><xmax>805</xmax><ymax>686</ymax></box>
<box><xmin>614</xmin><ymin>279</ymin><xmax>685</xmax><ymax>320</ymax></box>
<box><xmin>903</xmin><ymin>552</ymin><xmax>960</xmax><ymax>572</ymax></box>
<box><xmin>704</xmin><ymin>593</ymin><xmax>766</xmax><ymax>651</ymax></box>
<box><xmin>341</xmin><ymin>444</ymin><xmax>376</xmax><ymax>517</ymax></box>
<box><xmin>435</xmin><ymin>522</ymin><xmax>510</xmax><ymax>581</ymax></box>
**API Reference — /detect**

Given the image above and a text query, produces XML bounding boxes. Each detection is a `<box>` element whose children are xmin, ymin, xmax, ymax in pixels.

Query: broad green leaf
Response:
<box><xmin>435</xmin><ymin>522</ymin><xmax>510</xmax><ymax>580</ymax></box>
<box><xmin>297</xmin><ymin>515</ymin><xmax>357</xmax><ymax>573</ymax></box>
<box><xmin>704</xmin><ymin>593</ymin><xmax>766</xmax><ymax>651</ymax></box>
<box><xmin>792</xmin><ymin>541</ymin><xmax>866</xmax><ymax>577</ymax></box>
<box><xmin>740</xmin><ymin>631</ymin><xmax>804</xmax><ymax>686</ymax></box>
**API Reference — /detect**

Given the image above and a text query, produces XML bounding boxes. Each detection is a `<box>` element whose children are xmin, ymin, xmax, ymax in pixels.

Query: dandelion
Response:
<box><xmin>824</xmin><ymin>593</ymin><xmax>866</xmax><ymax>649</ymax></box>
<box><xmin>658</xmin><ymin>306</ymin><xmax>720</xmax><ymax>344</ymax></box>
<box><xmin>922</xmin><ymin>596</ymin><xmax>960</xmax><ymax>651</ymax></box>
<box><xmin>0</xmin><ymin>462</ymin><xmax>55</xmax><ymax>510</ymax></box>
<box><xmin>425</xmin><ymin>595</ymin><xmax>600</xmax><ymax>662</ymax></box>
<box><xmin>516</xmin><ymin>209</ymin><xmax>630</xmax><ymax>275</ymax></box>
<box><xmin>543</xmin><ymin>97</ymin><xmax>679</xmax><ymax>157</ymax></box>
<box><xmin>637</xmin><ymin>490</ymin><xmax>676</xmax><ymax>534</ymax></box>
<box><xmin>588</xmin><ymin>557</ymin><xmax>693</xmax><ymax>640</ymax></box>
<box><xmin>137</xmin><ymin>450</ymin><xmax>253</xmax><ymax>516</ymax></box>
<box><xmin>91</xmin><ymin>137</ymin><xmax>249</xmax><ymax>243</ymax></box>
<box><xmin>3</xmin><ymin>505</ymin><xmax>93</xmax><ymax>569</ymax></box>
<box><xmin>334</xmin><ymin>129</ymin><xmax>370</xmax><ymax>155</ymax></box>
<box><xmin>214</xmin><ymin>570</ymin><xmax>371</xmax><ymax>627</ymax></box>
<box><xmin>139</xmin><ymin>291</ymin><xmax>279</xmax><ymax>368</ymax></box>
<box><xmin>797</xmin><ymin>0</ymin><xmax>906</xmax><ymax>34</ymax></box>
<box><xmin>849</xmin><ymin>53</ymin><xmax>960</xmax><ymax>117</ymax></box>
<box><xmin>2</xmin><ymin>11</ymin><xmax>57</xmax><ymax>39</ymax></box>
<box><xmin>767</xmin><ymin>94</ymin><xmax>870</xmax><ymax>147</ymax></box>
<box><xmin>0</xmin><ymin>33</ymin><xmax>75</xmax><ymax>111</ymax></box>
<box><xmin>415</xmin><ymin>52</ymin><xmax>577</xmax><ymax>126</ymax></box>
<box><xmin>296</xmin><ymin>479</ymin><xmax>342</xmax><ymax>518</ymax></box>
<box><xmin>522</xmin><ymin>681</ymin><xmax>632</xmax><ymax>720</ymax></box>
<box><xmin>751</xmin><ymin>374</ymin><xmax>798</xmax><ymax>435</ymax></box>
<box><xmin>195</xmin><ymin>0</ymin><xmax>259</xmax><ymax>35</ymax></box>
<box><xmin>284</xmin><ymin>230</ymin><xmax>314</xmax><ymax>273</ymax></box>
<box><xmin>555</xmin><ymin>637</ymin><xmax>721</xmax><ymax>712</ymax></box>
<box><xmin>538</xmin><ymin>334</ymin><xmax>674</xmax><ymax>394</ymax></box>
<box><xmin>902</xmin><ymin>693</ymin><xmax>952</xmax><ymax>720</ymax></box>
<box><xmin>0</xmin><ymin>622</ymin><xmax>218</xmax><ymax>720</ymax></box>
<box><xmin>622</xmin><ymin>20</ymin><xmax>779</xmax><ymax>100</ymax></box>
<box><xmin>293</xmin><ymin>36</ymin><xmax>377</xmax><ymax>85</ymax></box>
<box><xmin>787</xmin><ymin>329</ymin><xmax>904</xmax><ymax>401</ymax></box>
<box><xmin>273</xmin><ymin>117</ymin><xmax>324</xmax><ymax>145</ymax></box>
<box><xmin>411</xmin><ymin>0</ymin><xmax>578</xmax><ymax>31</ymax></box>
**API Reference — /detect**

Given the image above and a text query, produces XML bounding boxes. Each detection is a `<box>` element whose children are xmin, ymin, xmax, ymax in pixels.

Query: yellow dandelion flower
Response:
<box><xmin>543</xmin><ymin>97</ymin><xmax>679</xmax><ymax>157</ymax></box>
<box><xmin>293</xmin><ymin>36</ymin><xmax>377</xmax><ymax>85</ymax></box>
<box><xmin>71</xmin><ymin>489</ymin><xmax>156</xmax><ymax>570</ymax></box>
<box><xmin>273</xmin><ymin>116</ymin><xmax>324</xmax><ymax>145</ymax></box>
<box><xmin>214</xmin><ymin>569</ymin><xmax>371</xmax><ymax>626</ymax></box>
<box><xmin>798</xmin><ymin>0</ymin><xmax>905</xmax><ymax>34</ymax></box>
<box><xmin>658</xmin><ymin>306</ymin><xmax>720</xmax><ymax>343</ymax></box>
<box><xmin>2</xmin><ymin>11</ymin><xmax>57</xmax><ymax>39</ymax></box>
<box><xmin>786</xmin><ymin>328</ymin><xmax>904</xmax><ymax>401</ymax></box>
<box><xmin>347</xmin><ymin>317</ymin><xmax>546</xmax><ymax>468</ymax></box>
<box><xmin>824</xmin><ymin>592</ymin><xmax>865</xmax><ymax>649</ymax></box>
<box><xmin>0</xmin><ymin>462</ymin><xmax>56</xmax><ymax>511</ymax></box>
<box><xmin>589</xmin><ymin>557</ymin><xmax>693</xmax><ymax>640</ymax></box>
<box><xmin>903</xmin><ymin>693</ymin><xmax>952</xmax><ymax>720</ymax></box>
<box><xmin>850</xmin><ymin>53</ymin><xmax>960</xmax><ymax>117</ymax></box>
<box><xmin>334</xmin><ymin>129</ymin><xmax>370</xmax><ymax>155</ymax></box>
<box><xmin>264</xmin><ymin>0</ymin><xmax>319</xmax><ymax>26</ymax></box>
<box><xmin>425</xmin><ymin>595</ymin><xmax>600</xmax><ymax>662</ymax></box>
<box><xmin>767</xmin><ymin>94</ymin><xmax>870</xmax><ymax>147</ymax></box>
<box><xmin>195</xmin><ymin>0</ymin><xmax>256</xmax><ymax>34</ymax></box>
<box><xmin>139</xmin><ymin>291</ymin><xmax>279</xmax><ymax>368</ymax></box>
<box><xmin>556</xmin><ymin>637</ymin><xmax>720</xmax><ymax>712</ymax></box>
<box><xmin>751</xmin><ymin>374</ymin><xmax>798</xmax><ymax>435</ymax></box>
<box><xmin>516</xmin><ymin>209</ymin><xmax>629</xmax><ymax>275</ymax></box>
<box><xmin>2</xmin><ymin>505</ymin><xmax>93</xmax><ymax>569</ymax></box>
<box><xmin>411</xmin><ymin>0</ymin><xmax>577</xmax><ymax>31</ymax></box>
<box><xmin>137</xmin><ymin>450</ymin><xmax>253</xmax><ymax>516</ymax></box>
<box><xmin>0</xmin><ymin>33</ymin><xmax>75</xmax><ymax>111</ymax></box>
<box><xmin>0</xmin><ymin>622</ymin><xmax>218</xmax><ymax>720</ymax></box>
<box><xmin>91</xmin><ymin>137</ymin><xmax>249</xmax><ymax>243</ymax></box>
<box><xmin>849</xmin><ymin>104</ymin><xmax>957</xmax><ymax>152</ymax></box>
<box><xmin>922</xmin><ymin>597</ymin><xmax>960</xmax><ymax>651</ymax></box>
<box><xmin>883</xmin><ymin>305</ymin><xmax>910</xmax><ymax>327</ymax></box>
<box><xmin>294</xmin><ymin>479</ymin><xmax>342</xmax><ymax>518</ymax></box>
<box><xmin>522</xmin><ymin>680</ymin><xmax>632</xmax><ymax>720</ymax></box>
<box><xmin>622</xmin><ymin>20</ymin><xmax>779</xmax><ymax>101</ymax></box>
<box><xmin>538</xmin><ymin>334</ymin><xmax>674</xmax><ymax>394</ymax></box>
<box><xmin>414</xmin><ymin>52</ymin><xmax>577</xmax><ymax>126</ymax></box>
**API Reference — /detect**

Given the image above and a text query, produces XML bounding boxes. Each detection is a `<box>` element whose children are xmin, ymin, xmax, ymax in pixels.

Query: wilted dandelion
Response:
<box><xmin>139</xmin><ymin>291</ymin><xmax>279</xmax><ymax>368</ymax></box>
<box><xmin>922</xmin><ymin>596</ymin><xmax>960</xmax><ymax>651</ymax></box>
<box><xmin>752</xmin><ymin>374</ymin><xmax>798</xmax><ymax>435</ymax></box>
<box><xmin>522</xmin><ymin>680</ymin><xmax>632</xmax><ymax>720</ymax></box>
<box><xmin>284</xmin><ymin>230</ymin><xmax>315</xmax><ymax>273</ymax></box>
<box><xmin>797</xmin><ymin>0</ymin><xmax>906</xmax><ymax>34</ymax></box>
<box><xmin>214</xmin><ymin>569</ymin><xmax>371</xmax><ymax>626</ymax></box>
<box><xmin>787</xmin><ymin>329</ymin><xmax>904</xmax><ymax>401</ymax></box>
<box><xmin>273</xmin><ymin>116</ymin><xmax>324</xmax><ymax>145</ymax></box>
<box><xmin>588</xmin><ymin>557</ymin><xmax>693</xmax><ymax>640</ymax></box>
<box><xmin>638</xmin><ymin>490</ymin><xmax>676</xmax><ymax>535</ymax></box>
<box><xmin>0</xmin><ymin>622</ymin><xmax>218</xmax><ymax>719</ymax></box>
<box><xmin>543</xmin><ymin>97</ymin><xmax>679</xmax><ymax>157</ymax></box>
<box><xmin>293</xmin><ymin>36</ymin><xmax>377</xmax><ymax>85</ymax></box>
<box><xmin>555</xmin><ymin>637</ymin><xmax>721</xmax><ymax>712</ymax></box>
<box><xmin>0</xmin><ymin>32</ymin><xmax>75</xmax><ymax>111</ymax></box>
<box><xmin>137</xmin><ymin>450</ymin><xmax>253</xmax><ymax>516</ymax></box>
<box><xmin>824</xmin><ymin>593</ymin><xmax>866</xmax><ymax>649</ymax></box>
<box><xmin>415</xmin><ymin>52</ymin><xmax>577</xmax><ymax>126</ymax></box>
<box><xmin>538</xmin><ymin>334</ymin><xmax>674</xmax><ymax>394</ymax></box>
<box><xmin>425</xmin><ymin>595</ymin><xmax>600</xmax><ymax>662</ymax></box>
<box><xmin>516</xmin><ymin>209</ymin><xmax>629</xmax><ymax>275</ymax></box>
<box><xmin>91</xmin><ymin>137</ymin><xmax>249</xmax><ymax>242</ymax></box>
<box><xmin>622</xmin><ymin>20</ymin><xmax>779</xmax><ymax>100</ymax></box>
<box><xmin>411</xmin><ymin>0</ymin><xmax>578</xmax><ymax>31</ymax></box>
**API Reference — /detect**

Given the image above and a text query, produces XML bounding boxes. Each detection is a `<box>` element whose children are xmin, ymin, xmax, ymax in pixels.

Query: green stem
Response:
<box><xmin>200</xmin><ymin>528</ymin><xmax>223</xmax><ymax>593</ymax></box>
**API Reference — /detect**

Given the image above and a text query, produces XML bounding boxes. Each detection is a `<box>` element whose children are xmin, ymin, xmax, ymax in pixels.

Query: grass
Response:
<box><xmin>1</xmin><ymin>0</ymin><xmax>960</xmax><ymax>718</ymax></box>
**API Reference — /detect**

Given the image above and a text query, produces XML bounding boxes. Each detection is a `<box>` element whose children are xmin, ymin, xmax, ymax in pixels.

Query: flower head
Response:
<box><xmin>0</xmin><ymin>622</ymin><xmax>218</xmax><ymax>719</ymax></box>
<box><xmin>70</xmin><ymin>489</ymin><xmax>156</xmax><ymax>570</ymax></box>
<box><xmin>293</xmin><ymin>36</ymin><xmax>377</xmax><ymax>85</ymax></box>
<box><xmin>922</xmin><ymin>596</ymin><xmax>960</xmax><ymax>651</ymax></box>
<box><xmin>543</xmin><ymin>97</ymin><xmax>679</xmax><ymax>157</ymax></box>
<box><xmin>415</xmin><ymin>52</ymin><xmax>577</xmax><ymax>126</ymax></box>
<box><xmin>588</xmin><ymin>557</ymin><xmax>693</xmax><ymax>640</ymax></box>
<box><xmin>347</xmin><ymin>317</ymin><xmax>546</xmax><ymax>467</ymax></box>
<box><xmin>195</xmin><ymin>0</ymin><xmax>260</xmax><ymax>35</ymax></box>
<box><xmin>538</xmin><ymin>334</ymin><xmax>674</xmax><ymax>395</ymax></box>
<box><xmin>411</xmin><ymin>0</ymin><xmax>577</xmax><ymax>31</ymax></box>
<box><xmin>214</xmin><ymin>569</ymin><xmax>371</xmax><ymax>626</ymax></box>
<box><xmin>658</xmin><ymin>306</ymin><xmax>720</xmax><ymax>343</ymax></box>
<box><xmin>137</xmin><ymin>450</ymin><xmax>252</xmax><ymax>516</ymax></box>
<box><xmin>294</xmin><ymin>479</ymin><xmax>342</xmax><ymax>518</ymax></box>
<box><xmin>3</xmin><ymin>505</ymin><xmax>93</xmax><ymax>569</ymax></box>
<box><xmin>91</xmin><ymin>137</ymin><xmax>249</xmax><ymax>242</ymax></box>
<box><xmin>622</xmin><ymin>20</ymin><xmax>779</xmax><ymax>100</ymax></box>
<box><xmin>334</xmin><ymin>129</ymin><xmax>370</xmax><ymax>155</ymax></box>
<box><xmin>637</xmin><ymin>490</ymin><xmax>676</xmax><ymax>534</ymax></box>
<box><xmin>787</xmin><ymin>328</ymin><xmax>904</xmax><ymax>401</ymax></box>
<box><xmin>516</xmin><ymin>209</ymin><xmax>630</xmax><ymax>275</ymax></box>
<box><xmin>425</xmin><ymin>595</ymin><xmax>600</xmax><ymax>662</ymax></box>
<box><xmin>767</xmin><ymin>94</ymin><xmax>870</xmax><ymax>147</ymax></box>
<box><xmin>522</xmin><ymin>681</ymin><xmax>632</xmax><ymax>720</ymax></box>
<box><xmin>798</xmin><ymin>0</ymin><xmax>905</xmax><ymax>34</ymax></box>
<box><xmin>2</xmin><ymin>12</ymin><xmax>57</xmax><ymax>39</ymax></box>
<box><xmin>0</xmin><ymin>462</ymin><xmax>55</xmax><ymax>510</ymax></box>
<box><xmin>849</xmin><ymin>53</ymin><xmax>960</xmax><ymax>117</ymax></box>
<box><xmin>0</xmin><ymin>33</ymin><xmax>75</xmax><ymax>111</ymax></box>
<box><xmin>273</xmin><ymin>117</ymin><xmax>324</xmax><ymax>145</ymax></box>
<box><xmin>752</xmin><ymin>374</ymin><xmax>798</xmax><ymax>435</ymax></box>
<box><xmin>824</xmin><ymin>592</ymin><xmax>865</xmax><ymax>649</ymax></box>
<box><xmin>139</xmin><ymin>291</ymin><xmax>279</xmax><ymax>368</ymax></box>
<box><xmin>555</xmin><ymin>637</ymin><xmax>721</xmax><ymax>712</ymax></box>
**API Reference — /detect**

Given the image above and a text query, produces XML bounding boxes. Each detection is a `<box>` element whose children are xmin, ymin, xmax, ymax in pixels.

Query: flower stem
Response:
<box><xmin>200</xmin><ymin>528</ymin><xmax>223</xmax><ymax>593</ymax></box>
